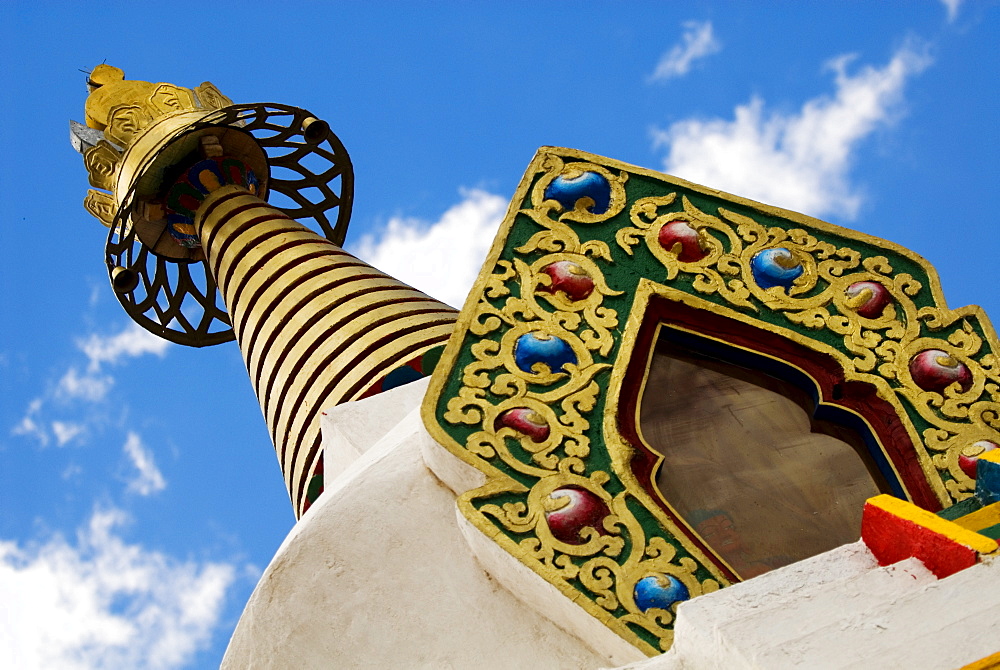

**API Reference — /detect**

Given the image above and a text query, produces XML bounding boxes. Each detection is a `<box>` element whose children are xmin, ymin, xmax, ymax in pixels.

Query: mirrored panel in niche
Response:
<box><xmin>638</xmin><ymin>333</ymin><xmax>890</xmax><ymax>579</ymax></box>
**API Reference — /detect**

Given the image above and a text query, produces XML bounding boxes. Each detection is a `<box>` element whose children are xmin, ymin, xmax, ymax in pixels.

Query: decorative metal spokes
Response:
<box><xmin>105</xmin><ymin>103</ymin><xmax>354</xmax><ymax>347</ymax></box>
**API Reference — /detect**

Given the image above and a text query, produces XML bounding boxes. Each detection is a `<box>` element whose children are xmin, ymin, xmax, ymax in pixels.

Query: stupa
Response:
<box><xmin>72</xmin><ymin>66</ymin><xmax>1000</xmax><ymax>669</ymax></box>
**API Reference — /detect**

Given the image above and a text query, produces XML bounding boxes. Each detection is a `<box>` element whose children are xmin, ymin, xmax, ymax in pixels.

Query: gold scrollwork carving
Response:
<box><xmin>615</xmin><ymin>192</ymin><xmax>1000</xmax><ymax>501</ymax></box>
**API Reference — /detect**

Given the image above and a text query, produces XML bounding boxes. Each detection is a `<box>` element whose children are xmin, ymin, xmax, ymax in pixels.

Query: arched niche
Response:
<box><xmin>638</xmin><ymin>343</ymin><xmax>883</xmax><ymax>577</ymax></box>
<box><xmin>617</xmin><ymin>295</ymin><xmax>932</xmax><ymax>581</ymax></box>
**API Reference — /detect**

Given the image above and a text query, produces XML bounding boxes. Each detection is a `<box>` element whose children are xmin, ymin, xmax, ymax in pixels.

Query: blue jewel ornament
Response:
<box><xmin>750</xmin><ymin>248</ymin><xmax>803</xmax><ymax>289</ymax></box>
<box><xmin>633</xmin><ymin>574</ymin><xmax>690</xmax><ymax>612</ymax></box>
<box><xmin>544</xmin><ymin>170</ymin><xmax>611</xmax><ymax>215</ymax></box>
<box><xmin>514</xmin><ymin>332</ymin><xmax>577</xmax><ymax>374</ymax></box>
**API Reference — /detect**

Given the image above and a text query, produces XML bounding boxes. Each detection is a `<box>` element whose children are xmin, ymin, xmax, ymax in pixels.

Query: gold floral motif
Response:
<box><xmin>83</xmin><ymin>141</ymin><xmax>121</xmax><ymax>191</ymax></box>
<box><xmin>83</xmin><ymin>190</ymin><xmax>116</xmax><ymax>227</ymax></box>
<box><xmin>81</xmin><ymin>72</ymin><xmax>225</xmax><ymax>228</ymax></box>
<box><xmin>194</xmin><ymin>82</ymin><xmax>233</xmax><ymax>110</ymax></box>
<box><xmin>105</xmin><ymin>104</ymin><xmax>153</xmax><ymax>147</ymax></box>
<box><xmin>147</xmin><ymin>84</ymin><xmax>197</xmax><ymax>115</ymax></box>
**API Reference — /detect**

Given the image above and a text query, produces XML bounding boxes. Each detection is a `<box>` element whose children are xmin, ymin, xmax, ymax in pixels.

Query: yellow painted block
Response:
<box><xmin>952</xmin><ymin>501</ymin><xmax>1000</xmax><ymax>533</ymax></box>
<box><xmin>866</xmin><ymin>494</ymin><xmax>998</xmax><ymax>554</ymax></box>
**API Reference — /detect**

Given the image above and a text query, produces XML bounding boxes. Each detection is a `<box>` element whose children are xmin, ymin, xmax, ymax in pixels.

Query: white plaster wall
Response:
<box><xmin>222</xmin><ymin>403</ymin><xmax>613</xmax><ymax>669</ymax></box>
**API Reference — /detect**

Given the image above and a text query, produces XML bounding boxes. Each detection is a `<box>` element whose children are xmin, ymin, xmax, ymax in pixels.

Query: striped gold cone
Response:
<box><xmin>194</xmin><ymin>185</ymin><xmax>457</xmax><ymax>517</ymax></box>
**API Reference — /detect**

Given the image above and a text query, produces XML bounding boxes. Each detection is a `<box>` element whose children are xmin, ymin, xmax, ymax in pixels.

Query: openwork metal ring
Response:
<box><xmin>105</xmin><ymin>103</ymin><xmax>354</xmax><ymax>347</ymax></box>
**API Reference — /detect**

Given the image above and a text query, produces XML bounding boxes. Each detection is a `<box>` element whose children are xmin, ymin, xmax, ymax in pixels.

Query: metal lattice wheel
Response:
<box><xmin>105</xmin><ymin>103</ymin><xmax>354</xmax><ymax>347</ymax></box>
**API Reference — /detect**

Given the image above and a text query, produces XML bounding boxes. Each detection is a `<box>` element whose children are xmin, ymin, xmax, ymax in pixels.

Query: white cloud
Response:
<box><xmin>57</xmin><ymin>367</ymin><xmax>113</xmax><ymax>402</ymax></box>
<box><xmin>62</xmin><ymin>464</ymin><xmax>84</xmax><ymax>480</ymax></box>
<box><xmin>52</xmin><ymin>421</ymin><xmax>86</xmax><ymax>447</ymax></box>
<box><xmin>649</xmin><ymin>20</ymin><xmax>721</xmax><ymax>82</ymax></box>
<box><xmin>12</xmin><ymin>398</ymin><xmax>48</xmax><ymax>446</ymax></box>
<box><xmin>653</xmin><ymin>44</ymin><xmax>931</xmax><ymax>220</ymax></box>
<box><xmin>352</xmin><ymin>188</ymin><xmax>508</xmax><ymax>308</ymax></box>
<box><xmin>79</xmin><ymin>323</ymin><xmax>171</xmax><ymax>373</ymax></box>
<box><xmin>13</xmin><ymin>415</ymin><xmax>47</xmax><ymax>445</ymax></box>
<box><xmin>123</xmin><ymin>432</ymin><xmax>166</xmax><ymax>496</ymax></box>
<box><xmin>0</xmin><ymin>508</ymin><xmax>235</xmax><ymax>670</ymax></box>
<box><xmin>941</xmin><ymin>0</ymin><xmax>961</xmax><ymax>22</ymax></box>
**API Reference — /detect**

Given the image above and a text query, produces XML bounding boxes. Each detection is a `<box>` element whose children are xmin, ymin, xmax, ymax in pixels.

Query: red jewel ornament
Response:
<box><xmin>495</xmin><ymin>408</ymin><xmax>550</xmax><ymax>442</ymax></box>
<box><xmin>958</xmin><ymin>440</ymin><xmax>999</xmax><ymax>479</ymax></box>
<box><xmin>909</xmin><ymin>349</ymin><xmax>973</xmax><ymax>394</ymax></box>
<box><xmin>845</xmin><ymin>281</ymin><xmax>893</xmax><ymax>318</ymax></box>
<box><xmin>544</xmin><ymin>488</ymin><xmax>610</xmax><ymax>545</ymax></box>
<box><xmin>657</xmin><ymin>220</ymin><xmax>708</xmax><ymax>262</ymax></box>
<box><xmin>539</xmin><ymin>261</ymin><xmax>595</xmax><ymax>301</ymax></box>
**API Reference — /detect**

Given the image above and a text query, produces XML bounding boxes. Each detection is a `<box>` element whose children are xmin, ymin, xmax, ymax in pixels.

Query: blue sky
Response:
<box><xmin>1</xmin><ymin>1</ymin><xmax>996</xmax><ymax>667</ymax></box>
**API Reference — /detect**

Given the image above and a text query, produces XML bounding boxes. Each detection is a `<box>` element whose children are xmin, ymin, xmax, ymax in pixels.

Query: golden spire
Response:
<box><xmin>73</xmin><ymin>66</ymin><xmax>457</xmax><ymax>517</ymax></box>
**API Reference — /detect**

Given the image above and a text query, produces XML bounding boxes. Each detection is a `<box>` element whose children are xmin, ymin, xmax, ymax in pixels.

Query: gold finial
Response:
<box><xmin>84</xmin><ymin>64</ymin><xmax>155</xmax><ymax>130</ymax></box>
<box><xmin>74</xmin><ymin>64</ymin><xmax>235</xmax><ymax>229</ymax></box>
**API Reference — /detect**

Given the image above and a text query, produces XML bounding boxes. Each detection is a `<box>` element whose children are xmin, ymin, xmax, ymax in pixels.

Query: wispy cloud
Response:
<box><xmin>649</xmin><ymin>20</ymin><xmax>721</xmax><ymax>82</ymax></box>
<box><xmin>52</xmin><ymin>421</ymin><xmax>86</xmax><ymax>447</ymax></box>
<box><xmin>0</xmin><ymin>508</ymin><xmax>235</xmax><ymax>670</ymax></box>
<box><xmin>352</xmin><ymin>188</ymin><xmax>508</xmax><ymax>308</ymax></box>
<box><xmin>79</xmin><ymin>324</ymin><xmax>171</xmax><ymax>373</ymax></box>
<box><xmin>941</xmin><ymin>0</ymin><xmax>962</xmax><ymax>22</ymax></box>
<box><xmin>57</xmin><ymin>367</ymin><xmax>113</xmax><ymax>402</ymax></box>
<box><xmin>12</xmin><ymin>399</ymin><xmax>48</xmax><ymax>446</ymax></box>
<box><xmin>123</xmin><ymin>432</ymin><xmax>166</xmax><ymax>496</ymax></box>
<box><xmin>653</xmin><ymin>43</ymin><xmax>931</xmax><ymax>220</ymax></box>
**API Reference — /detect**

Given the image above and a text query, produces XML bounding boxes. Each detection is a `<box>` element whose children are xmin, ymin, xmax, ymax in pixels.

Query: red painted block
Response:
<box><xmin>861</xmin><ymin>495</ymin><xmax>997</xmax><ymax>579</ymax></box>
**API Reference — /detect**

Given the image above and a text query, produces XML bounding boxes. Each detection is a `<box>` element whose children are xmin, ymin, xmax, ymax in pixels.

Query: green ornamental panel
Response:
<box><xmin>422</xmin><ymin>147</ymin><xmax>1000</xmax><ymax>654</ymax></box>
